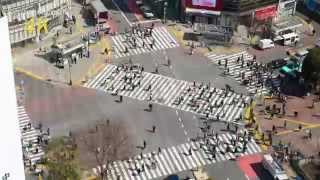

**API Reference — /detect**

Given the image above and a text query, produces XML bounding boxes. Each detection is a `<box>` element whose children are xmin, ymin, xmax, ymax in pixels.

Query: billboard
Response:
<box><xmin>255</xmin><ymin>5</ymin><xmax>277</xmax><ymax>21</ymax></box>
<box><xmin>184</xmin><ymin>0</ymin><xmax>223</xmax><ymax>11</ymax></box>
<box><xmin>192</xmin><ymin>0</ymin><xmax>216</xmax><ymax>7</ymax></box>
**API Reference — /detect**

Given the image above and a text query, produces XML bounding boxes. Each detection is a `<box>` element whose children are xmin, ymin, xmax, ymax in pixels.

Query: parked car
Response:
<box><xmin>89</xmin><ymin>32</ymin><xmax>98</xmax><ymax>44</ymax></box>
<box><xmin>267</xmin><ymin>59</ymin><xmax>288</xmax><ymax>69</ymax></box>
<box><xmin>140</xmin><ymin>5</ymin><xmax>154</xmax><ymax>19</ymax></box>
<box><xmin>258</xmin><ymin>39</ymin><xmax>275</xmax><ymax>50</ymax></box>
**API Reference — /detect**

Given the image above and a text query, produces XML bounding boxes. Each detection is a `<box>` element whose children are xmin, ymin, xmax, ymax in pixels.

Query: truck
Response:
<box><xmin>262</xmin><ymin>154</ymin><xmax>289</xmax><ymax>180</ymax></box>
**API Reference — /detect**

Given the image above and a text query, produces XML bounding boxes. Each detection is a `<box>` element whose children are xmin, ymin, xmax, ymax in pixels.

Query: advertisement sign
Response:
<box><xmin>255</xmin><ymin>5</ymin><xmax>277</xmax><ymax>21</ymax></box>
<box><xmin>184</xmin><ymin>0</ymin><xmax>223</xmax><ymax>11</ymax></box>
<box><xmin>192</xmin><ymin>0</ymin><xmax>216</xmax><ymax>7</ymax></box>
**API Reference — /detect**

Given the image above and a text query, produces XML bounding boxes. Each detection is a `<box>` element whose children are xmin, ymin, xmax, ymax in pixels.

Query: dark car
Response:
<box><xmin>267</xmin><ymin>59</ymin><xmax>287</xmax><ymax>69</ymax></box>
<box><xmin>140</xmin><ymin>5</ymin><xmax>154</xmax><ymax>19</ymax></box>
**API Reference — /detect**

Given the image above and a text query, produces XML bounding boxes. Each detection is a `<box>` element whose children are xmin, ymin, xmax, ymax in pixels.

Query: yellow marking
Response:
<box><xmin>276</xmin><ymin>124</ymin><xmax>320</xmax><ymax>136</ymax></box>
<box><xmin>278</xmin><ymin>118</ymin><xmax>315</xmax><ymax>126</ymax></box>
<box><xmin>15</xmin><ymin>67</ymin><xmax>46</xmax><ymax>81</ymax></box>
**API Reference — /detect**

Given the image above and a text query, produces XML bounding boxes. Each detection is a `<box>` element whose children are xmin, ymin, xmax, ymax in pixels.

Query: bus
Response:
<box><xmin>262</xmin><ymin>154</ymin><xmax>289</xmax><ymax>180</ymax></box>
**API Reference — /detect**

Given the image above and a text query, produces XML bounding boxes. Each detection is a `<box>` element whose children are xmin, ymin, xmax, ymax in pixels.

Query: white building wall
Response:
<box><xmin>0</xmin><ymin>16</ymin><xmax>25</xmax><ymax>180</ymax></box>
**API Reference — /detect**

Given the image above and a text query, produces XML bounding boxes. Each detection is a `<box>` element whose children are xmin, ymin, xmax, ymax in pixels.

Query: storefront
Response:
<box><xmin>182</xmin><ymin>0</ymin><xmax>223</xmax><ymax>25</ymax></box>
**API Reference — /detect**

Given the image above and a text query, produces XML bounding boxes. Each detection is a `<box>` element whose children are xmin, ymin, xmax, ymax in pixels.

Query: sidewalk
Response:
<box><xmin>12</xmin><ymin>1</ymin><xmax>113</xmax><ymax>86</ymax></box>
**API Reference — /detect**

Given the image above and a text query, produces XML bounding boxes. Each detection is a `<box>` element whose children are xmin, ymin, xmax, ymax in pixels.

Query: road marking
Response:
<box><xmin>178</xmin><ymin>117</ymin><xmax>182</xmax><ymax>122</ymax></box>
<box><xmin>132</xmin><ymin>19</ymin><xmax>162</xmax><ymax>26</ymax></box>
<box><xmin>280</xmin><ymin>118</ymin><xmax>316</xmax><ymax>126</ymax></box>
<box><xmin>276</xmin><ymin>124</ymin><xmax>320</xmax><ymax>136</ymax></box>
<box><xmin>181</xmin><ymin>124</ymin><xmax>184</xmax><ymax>128</ymax></box>
<box><xmin>111</xmin><ymin>0</ymin><xmax>132</xmax><ymax>26</ymax></box>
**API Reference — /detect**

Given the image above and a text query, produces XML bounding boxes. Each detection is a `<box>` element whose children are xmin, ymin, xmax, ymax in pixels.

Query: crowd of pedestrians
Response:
<box><xmin>121</xmin><ymin>23</ymin><xmax>156</xmax><ymax>53</ymax></box>
<box><xmin>217</xmin><ymin>53</ymin><xmax>282</xmax><ymax>96</ymax></box>
<box><xmin>174</xmin><ymin>81</ymin><xmax>249</xmax><ymax>122</ymax></box>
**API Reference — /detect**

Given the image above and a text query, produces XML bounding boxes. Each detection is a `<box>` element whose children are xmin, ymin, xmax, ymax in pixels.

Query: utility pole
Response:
<box><xmin>68</xmin><ymin>59</ymin><xmax>72</xmax><ymax>85</ymax></box>
<box><xmin>163</xmin><ymin>1</ymin><xmax>168</xmax><ymax>24</ymax></box>
<box><xmin>34</xmin><ymin>2</ymin><xmax>40</xmax><ymax>42</ymax></box>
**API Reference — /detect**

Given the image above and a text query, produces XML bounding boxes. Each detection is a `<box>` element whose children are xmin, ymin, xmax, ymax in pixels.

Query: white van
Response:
<box><xmin>258</xmin><ymin>39</ymin><xmax>275</xmax><ymax>50</ymax></box>
<box><xmin>262</xmin><ymin>154</ymin><xmax>289</xmax><ymax>180</ymax></box>
<box><xmin>282</xmin><ymin>32</ymin><xmax>300</xmax><ymax>46</ymax></box>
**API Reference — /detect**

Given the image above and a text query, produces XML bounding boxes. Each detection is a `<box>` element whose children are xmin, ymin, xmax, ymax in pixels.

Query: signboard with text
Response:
<box><xmin>255</xmin><ymin>5</ymin><xmax>277</xmax><ymax>21</ymax></box>
<box><xmin>184</xmin><ymin>0</ymin><xmax>223</xmax><ymax>11</ymax></box>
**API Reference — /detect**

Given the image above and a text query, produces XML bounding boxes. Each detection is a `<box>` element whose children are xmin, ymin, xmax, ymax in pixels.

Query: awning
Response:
<box><xmin>185</xmin><ymin>7</ymin><xmax>221</xmax><ymax>16</ymax></box>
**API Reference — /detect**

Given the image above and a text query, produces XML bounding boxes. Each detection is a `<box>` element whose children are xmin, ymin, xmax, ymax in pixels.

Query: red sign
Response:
<box><xmin>255</xmin><ymin>5</ymin><xmax>277</xmax><ymax>21</ymax></box>
<box><xmin>184</xmin><ymin>0</ymin><xmax>223</xmax><ymax>12</ymax></box>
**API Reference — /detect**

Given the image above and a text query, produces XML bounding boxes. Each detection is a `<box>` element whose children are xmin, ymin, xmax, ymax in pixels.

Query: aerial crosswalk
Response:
<box><xmin>111</xmin><ymin>26</ymin><xmax>179</xmax><ymax>59</ymax></box>
<box><xmin>84</xmin><ymin>64</ymin><xmax>250</xmax><ymax>123</ymax></box>
<box><xmin>93</xmin><ymin>132</ymin><xmax>261</xmax><ymax>180</ymax></box>
<box><xmin>207</xmin><ymin>51</ymin><xmax>281</xmax><ymax>95</ymax></box>
<box><xmin>17</xmin><ymin>106</ymin><xmax>45</xmax><ymax>166</ymax></box>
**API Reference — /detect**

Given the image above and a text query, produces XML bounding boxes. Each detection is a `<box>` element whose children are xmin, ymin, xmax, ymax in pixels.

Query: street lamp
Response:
<box><xmin>163</xmin><ymin>1</ymin><xmax>168</xmax><ymax>24</ymax></box>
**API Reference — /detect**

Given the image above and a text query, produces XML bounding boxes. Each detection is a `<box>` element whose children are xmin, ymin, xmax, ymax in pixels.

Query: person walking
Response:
<box><xmin>143</xmin><ymin>140</ymin><xmax>146</xmax><ymax>149</ymax></box>
<box><xmin>152</xmin><ymin>125</ymin><xmax>156</xmax><ymax>133</ymax></box>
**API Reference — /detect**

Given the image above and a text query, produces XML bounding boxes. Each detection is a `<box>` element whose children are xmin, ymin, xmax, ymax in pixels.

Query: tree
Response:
<box><xmin>75</xmin><ymin>119</ymin><xmax>132</xmax><ymax>180</ymax></box>
<box><xmin>302</xmin><ymin>48</ymin><xmax>320</xmax><ymax>87</ymax></box>
<box><xmin>45</xmin><ymin>137</ymin><xmax>80</xmax><ymax>180</ymax></box>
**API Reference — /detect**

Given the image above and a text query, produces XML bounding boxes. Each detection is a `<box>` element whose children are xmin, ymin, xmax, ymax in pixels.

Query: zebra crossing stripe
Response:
<box><xmin>92</xmin><ymin>133</ymin><xmax>261</xmax><ymax>180</ymax></box>
<box><xmin>111</xmin><ymin>27</ymin><xmax>179</xmax><ymax>58</ymax></box>
<box><xmin>168</xmin><ymin>147</ymin><xmax>183</xmax><ymax>172</ymax></box>
<box><xmin>160</xmin><ymin>150</ymin><xmax>175</xmax><ymax>176</ymax></box>
<box><xmin>85</xmin><ymin>64</ymin><xmax>249</xmax><ymax>124</ymax></box>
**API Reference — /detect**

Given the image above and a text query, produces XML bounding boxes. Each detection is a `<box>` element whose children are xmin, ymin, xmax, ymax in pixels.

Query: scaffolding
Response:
<box><xmin>0</xmin><ymin>0</ymin><xmax>71</xmax><ymax>44</ymax></box>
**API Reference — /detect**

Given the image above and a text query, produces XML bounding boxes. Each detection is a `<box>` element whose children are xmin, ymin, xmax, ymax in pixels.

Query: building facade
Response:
<box><xmin>304</xmin><ymin>0</ymin><xmax>320</xmax><ymax>14</ymax></box>
<box><xmin>0</xmin><ymin>0</ymin><xmax>71</xmax><ymax>45</ymax></box>
<box><xmin>0</xmin><ymin>16</ymin><xmax>25</xmax><ymax>180</ymax></box>
<box><xmin>182</xmin><ymin>0</ymin><xmax>279</xmax><ymax>27</ymax></box>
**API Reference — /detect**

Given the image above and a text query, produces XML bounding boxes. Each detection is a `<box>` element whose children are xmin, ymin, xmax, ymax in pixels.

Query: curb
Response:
<box><xmin>75</xmin><ymin>63</ymin><xmax>106</xmax><ymax>86</ymax></box>
<box><xmin>15</xmin><ymin>67</ymin><xmax>46</xmax><ymax>81</ymax></box>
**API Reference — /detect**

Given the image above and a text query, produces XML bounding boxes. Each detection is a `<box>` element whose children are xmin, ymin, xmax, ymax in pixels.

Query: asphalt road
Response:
<box><xmin>111</xmin><ymin>46</ymin><xmax>249</xmax><ymax>95</ymax></box>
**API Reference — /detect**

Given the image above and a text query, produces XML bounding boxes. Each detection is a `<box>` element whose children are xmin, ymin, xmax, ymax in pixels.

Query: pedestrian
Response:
<box><xmin>272</xmin><ymin>125</ymin><xmax>276</xmax><ymax>133</ymax></box>
<box><xmin>104</xmin><ymin>48</ymin><xmax>108</xmax><ymax>55</ymax></box>
<box><xmin>47</xmin><ymin>128</ymin><xmax>50</xmax><ymax>136</ymax></box>
<box><xmin>152</xmin><ymin>125</ymin><xmax>156</xmax><ymax>133</ymax></box>
<box><xmin>188</xmin><ymin>146</ymin><xmax>192</xmax><ymax>155</ymax></box>
<box><xmin>143</xmin><ymin>140</ymin><xmax>146</xmax><ymax>149</ymax></box>
<box><xmin>308</xmin><ymin>130</ymin><xmax>312</xmax><ymax>139</ymax></box>
<box><xmin>283</xmin><ymin>120</ymin><xmax>287</xmax><ymax>129</ymax></box>
<box><xmin>119</xmin><ymin>95</ymin><xmax>123</xmax><ymax>102</ymax></box>
<box><xmin>227</xmin><ymin>123</ymin><xmax>230</xmax><ymax>131</ymax></box>
<box><xmin>298</xmin><ymin>124</ymin><xmax>302</xmax><ymax>131</ymax></box>
<box><xmin>158</xmin><ymin>147</ymin><xmax>161</xmax><ymax>154</ymax></box>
